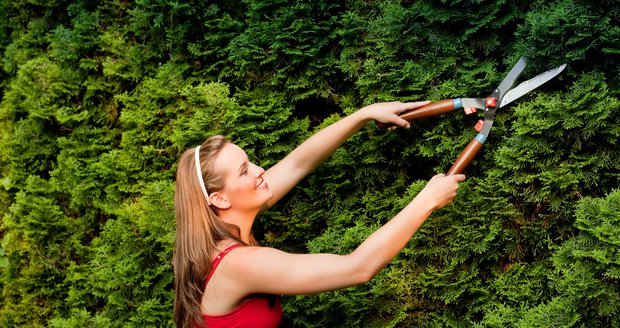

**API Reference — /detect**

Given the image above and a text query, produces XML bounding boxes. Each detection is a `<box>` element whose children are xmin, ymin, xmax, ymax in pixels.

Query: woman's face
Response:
<box><xmin>213</xmin><ymin>143</ymin><xmax>273</xmax><ymax>211</ymax></box>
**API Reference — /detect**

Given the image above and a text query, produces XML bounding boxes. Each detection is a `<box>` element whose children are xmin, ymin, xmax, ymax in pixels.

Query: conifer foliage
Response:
<box><xmin>0</xmin><ymin>0</ymin><xmax>619</xmax><ymax>327</ymax></box>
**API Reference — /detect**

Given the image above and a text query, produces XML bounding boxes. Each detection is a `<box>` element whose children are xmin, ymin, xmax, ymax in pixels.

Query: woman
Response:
<box><xmin>173</xmin><ymin>101</ymin><xmax>466</xmax><ymax>327</ymax></box>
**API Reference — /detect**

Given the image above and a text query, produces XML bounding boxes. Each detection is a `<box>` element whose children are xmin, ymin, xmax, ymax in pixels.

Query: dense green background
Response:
<box><xmin>0</xmin><ymin>0</ymin><xmax>619</xmax><ymax>327</ymax></box>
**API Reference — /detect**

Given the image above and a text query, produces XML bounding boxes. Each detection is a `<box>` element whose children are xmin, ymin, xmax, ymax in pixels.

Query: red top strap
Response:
<box><xmin>205</xmin><ymin>243</ymin><xmax>241</xmax><ymax>285</ymax></box>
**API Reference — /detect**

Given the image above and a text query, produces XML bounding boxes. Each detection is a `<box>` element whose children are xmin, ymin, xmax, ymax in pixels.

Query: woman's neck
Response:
<box><xmin>218</xmin><ymin>211</ymin><xmax>256</xmax><ymax>244</ymax></box>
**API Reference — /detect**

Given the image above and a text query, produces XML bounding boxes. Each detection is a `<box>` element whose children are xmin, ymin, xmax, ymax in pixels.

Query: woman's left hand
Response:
<box><xmin>359</xmin><ymin>101</ymin><xmax>430</xmax><ymax>129</ymax></box>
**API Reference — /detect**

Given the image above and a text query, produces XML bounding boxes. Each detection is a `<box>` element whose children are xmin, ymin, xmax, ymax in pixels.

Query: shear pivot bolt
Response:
<box><xmin>486</xmin><ymin>97</ymin><xmax>498</xmax><ymax>108</ymax></box>
<box><xmin>474</xmin><ymin>120</ymin><xmax>484</xmax><ymax>132</ymax></box>
<box><xmin>464</xmin><ymin>107</ymin><xmax>477</xmax><ymax>115</ymax></box>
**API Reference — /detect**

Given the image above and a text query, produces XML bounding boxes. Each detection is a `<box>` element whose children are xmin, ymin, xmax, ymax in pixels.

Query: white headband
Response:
<box><xmin>194</xmin><ymin>145</ymin><xmax>211</xmax><ymax>205</ymax></box>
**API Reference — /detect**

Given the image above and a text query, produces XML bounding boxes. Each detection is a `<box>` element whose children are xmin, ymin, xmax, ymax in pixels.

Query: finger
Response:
<box><xmin>452</xmin><ymin>174</ymin><xmax>466</xmax><ymax>182</ymax></box>
<box><xmin>400</xmin><ymin>100</ymin><xmax>431</xmax><ymax>111</ymax></box>
<box><xmin>385</xmin><ymin>117</ymin><xmax>410</xmax><ymax>130</ymax></box>
<box><xmin>397</xmin><ymin>118</ymin><xmax>411</xmax><ymax>129</ymax></box>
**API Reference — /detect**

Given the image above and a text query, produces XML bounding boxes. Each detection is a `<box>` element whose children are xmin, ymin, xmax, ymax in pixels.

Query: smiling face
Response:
<box><xmin>212</xmin><ymin>143</ymin><xmax>273</xmax><ymax>213</ymax></box>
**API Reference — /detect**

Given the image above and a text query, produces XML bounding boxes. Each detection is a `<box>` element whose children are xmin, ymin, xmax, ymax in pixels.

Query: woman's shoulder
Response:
<box><xmin>212</xmin><ymin>241</ymin><xmax>243</xmax><ymax>261</ymax></box>
<box><xmin>219</xmin><ymin>245</ymin><xmax>289</xmax><ymax>276</ymax></box>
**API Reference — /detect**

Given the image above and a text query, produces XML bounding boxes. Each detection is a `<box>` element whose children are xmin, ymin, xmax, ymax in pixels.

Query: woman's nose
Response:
<box><xmin>252</xmin><ymin>163</ymin><xmax>265</xmax><ymax>176</ymax></box>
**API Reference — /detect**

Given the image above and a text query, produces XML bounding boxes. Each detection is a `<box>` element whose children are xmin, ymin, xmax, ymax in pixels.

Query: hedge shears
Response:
<box><xmin>381</xmin><ymin>57</ymin><xmax>566</xmax><ymax>175</ymax></box>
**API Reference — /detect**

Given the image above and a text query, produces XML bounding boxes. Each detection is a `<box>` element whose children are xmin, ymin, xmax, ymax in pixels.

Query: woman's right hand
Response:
<box><xmin>357</xmin><ymin>101</ymin><xmax>430</xmax><ymax>129</ymax></box>
<box><xmin>417</xmin><ymin>174</ymin><xmax>466</xmax><ymax>210</ymax></box>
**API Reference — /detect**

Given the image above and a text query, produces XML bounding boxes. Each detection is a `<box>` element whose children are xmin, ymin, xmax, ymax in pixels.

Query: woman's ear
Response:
<box><xmin>209</xmin><ymin>192</ymin><xmax>231</xmax><ymax>210</ymax></box>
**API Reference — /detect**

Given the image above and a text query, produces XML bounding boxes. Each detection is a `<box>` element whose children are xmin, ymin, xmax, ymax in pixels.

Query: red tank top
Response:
<box><xmin>196</xmin><ymin>244</ymin><xmax>282</xmax><ymax>328</ymax></box>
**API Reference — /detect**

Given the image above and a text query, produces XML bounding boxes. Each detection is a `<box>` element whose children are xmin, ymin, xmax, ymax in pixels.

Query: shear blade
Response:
<box><xmin>496</xmin><ymin>57</ymin><xmax>527</xmax><ymax>99</ymax></box>
<box><xmin>500</xmin><ymin>64</ymin><xmax>567</xmax><ymax>108</ymax></box>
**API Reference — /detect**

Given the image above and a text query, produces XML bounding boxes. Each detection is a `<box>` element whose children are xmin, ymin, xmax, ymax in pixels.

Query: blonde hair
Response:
<box><xmin>173</xmin><ymin>135</ymin><xmax>256</xmax><ymax>328</ymax></box>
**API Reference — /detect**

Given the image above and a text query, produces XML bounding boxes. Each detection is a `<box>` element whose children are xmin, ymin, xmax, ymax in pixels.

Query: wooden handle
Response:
<box><xmin>446</xmin><ymin>137</ymin><xmax>484</xmax><ymax>175</ymax></box>
<box><xmin>377</xmin><ymin>99</ymin><xmax>457</xmax><ymax>129</ymax></box>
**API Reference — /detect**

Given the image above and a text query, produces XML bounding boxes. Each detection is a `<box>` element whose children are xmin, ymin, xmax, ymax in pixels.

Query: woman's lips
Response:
<box><xmin>257</xmin><ymin>180</ymin><xmax>269</xmax><ymax>190</ymax></box>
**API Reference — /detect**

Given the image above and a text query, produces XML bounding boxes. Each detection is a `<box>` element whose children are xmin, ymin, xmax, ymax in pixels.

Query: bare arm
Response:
<box><xmin>261</xmin><ymin>101</ymin><xmax>429</xmax><ymax>210</ymax></box>
<box><xmin>222</xmin><ymin>173</ymin><xmax>465</xmax><ymax>296</ymax></box>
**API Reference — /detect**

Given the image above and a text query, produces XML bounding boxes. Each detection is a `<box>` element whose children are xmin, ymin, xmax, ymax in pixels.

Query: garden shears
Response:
<box><xmin>381</xmin><ymin>57</ymin><xmax>566</xmax><ymax>175</ymax></box>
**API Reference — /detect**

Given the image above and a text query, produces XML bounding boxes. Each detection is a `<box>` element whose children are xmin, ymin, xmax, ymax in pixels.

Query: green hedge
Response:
<box><xmin>0</xmin><ymin>0</ymin><xmax>618</xmax><ymax>327</ymax></box>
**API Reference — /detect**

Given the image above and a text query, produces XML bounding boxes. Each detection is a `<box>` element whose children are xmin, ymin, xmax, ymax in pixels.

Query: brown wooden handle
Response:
<box><xmin>446</xmin><ymin>137</ymin><xmax>484</xmax><ymax>175</ymax></box>
<box><xmin>377</xmin><ymin>99</ymin><xmax>457</xmax><ymax>129</ymax></box>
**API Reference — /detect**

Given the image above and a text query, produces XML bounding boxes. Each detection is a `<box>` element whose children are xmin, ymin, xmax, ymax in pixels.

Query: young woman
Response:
<box><xmin>173</xmin><ymin>101</ymin><xmax>466</xmax><ymax>328</ymax></box>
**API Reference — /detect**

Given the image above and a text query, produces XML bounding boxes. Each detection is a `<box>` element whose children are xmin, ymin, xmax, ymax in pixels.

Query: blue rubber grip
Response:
<box><xmin>452</xmin><ymin>98</ymin><xmax>463</xmax><ymax>109</ymax></box>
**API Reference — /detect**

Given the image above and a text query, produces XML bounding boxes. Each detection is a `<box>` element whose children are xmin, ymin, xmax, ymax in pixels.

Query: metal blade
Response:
<box><xmin>495</xmin><ymin>57</ymin><xmax>527</xmax><ymax>99</ymax></box>
<box><xmin>500</xmin><ymin>64</ymin><xmax>567</xmax><ymax>107</ymax></box>
<box><xmin>479</xmin><ymin>57</ymin><xmax>526</xmax><ymax>139</ymax></box>
<box><xmin>461</xmin><ymin>98</ymin><xmax>486</xmax><ymax>109</ymax></box>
